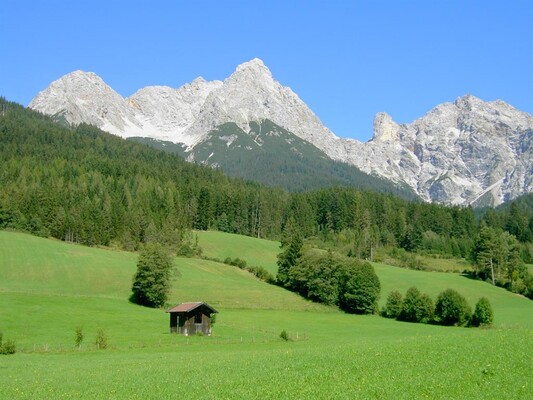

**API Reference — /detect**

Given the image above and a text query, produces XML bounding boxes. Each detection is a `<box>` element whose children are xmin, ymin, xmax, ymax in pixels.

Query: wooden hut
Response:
<box><xmin>166</xmin><ymin>302</ymin><xmax>218</xmax><ymax>336</ymax></box>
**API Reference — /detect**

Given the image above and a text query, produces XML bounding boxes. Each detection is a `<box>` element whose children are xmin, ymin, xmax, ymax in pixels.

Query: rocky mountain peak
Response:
<box><xmin>30</xmin><ymin>70</ymin><xmax>115</xmax><ymax>101</ymax></box>
<box><xmin>58</xmin><ymin>70</ymin><xmax>105</xmax><ymax>85</ymax></box>
<box><xmin>235</xmin><ymin>58</ymin><xmax>270</xmax><ymax>74</ymax></box>
<box><xmin>28</xmin><ymin>70</ymin><xmax>143</xmax><ymax>133</ymax></box>
<box><xmin>28</xmin><ymin>62</ymin><xmax>533</xmax><ymax>207</ymax></box>
<box><xmin>454</xmin><ymin>94</ymin><xmax>486</xmax><ymax>112</ymax></box>
<box><xmin>191</xmin><ymin>76</ymin><xmax>207</xmax><ymax>85</ymax></box>
<box><xmin>229</xmin><ymin>58</ymin><xmax>274</xmax><ymax>86</ymax></box>
<box><xmin>372</xmin><ymin>112</ymin><xmax>400</xmax><ymax>142</ymax></box>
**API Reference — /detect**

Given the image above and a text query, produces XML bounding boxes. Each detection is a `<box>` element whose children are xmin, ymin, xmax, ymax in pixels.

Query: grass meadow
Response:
<box><xmin>195</xmin><ymin>230</ymin><xmax>280</xmax><ymax>274</ymax></box>
<box><xmin>1</xmin><ymin>230</ymin><xmax>532</xmax><ymax>399</ymax></box>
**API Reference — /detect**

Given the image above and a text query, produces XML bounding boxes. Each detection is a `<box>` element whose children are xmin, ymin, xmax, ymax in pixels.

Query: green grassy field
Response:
<box><xmin>1</xmin><ymin>230</ymin><xmax>532</xmax><ymax>399</ymax></box>
<box><xmin>195</xmin><ymin>230</ymin><xmax>280</xmax><ymax>274</ymax></box>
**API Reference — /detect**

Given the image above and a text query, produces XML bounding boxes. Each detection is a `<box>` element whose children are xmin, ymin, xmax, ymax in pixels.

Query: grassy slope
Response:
<box><xmin>1</xmin><ymin>230</ymin><xmax>532</xmax><ymax>399</ymax></box>
<box><xmin>374</xmin><ymin>263</ymin><xmax>532</xmax><ymax>327</ymax></box>
<box><xmin>195</xmin><ymin>230</ymin><xmax>280</xmax><ymax>273</ymax></box>
<box><xmin>196</xmin><ymin>230</ymin><xmax>533</xmax><ymax>328</ymax></box>
<box><xmin>0</xmin><ymin>231</ymin><xmax>327</xmax><ymax>348</ymax></box>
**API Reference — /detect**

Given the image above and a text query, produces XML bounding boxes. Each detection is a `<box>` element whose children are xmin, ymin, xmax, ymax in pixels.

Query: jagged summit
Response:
<box><xmin>225</xmin><ymin>58</ymin><xmax>276</xmax><ymax>93</ymax></box>
<box><xmin>29</xmin><ymin>61</ymin><xmax>533</xmax><ymax>206</ymax></box>
<box><xmin>234</xmin><ymin>58</ymin><xmax>272</xmax><ymax>77</ymax></box>
<box><xmin>236</xmin><ymin>57</ymin><xmax>268</xmax><ymax>70</ymax></box>
<box><xmin>343</xmin><ymin>95</ymin><xmax>533</xmax><ymax>205</ymax></box>
<box><xmin>31</xmin><ymin>70</ymin><xmax>112</xmax><ymax>98</ymax></box>
<box><xmin>454</xmin><ymin>93</ymin><xmax>486</xmax><ymax>110</ymax></box>
<box><xmin>372</xmin><ymin>112</ymin><xmax>400</xmax><ymax>142</ymax></box>
<box><xmin>190</xmin><ymin>76</ymin><xmax>207</xmax><ymax>85</ymax></box>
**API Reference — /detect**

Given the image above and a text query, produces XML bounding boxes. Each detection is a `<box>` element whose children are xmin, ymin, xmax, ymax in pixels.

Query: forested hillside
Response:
<box><xmin>1</xmin><ymin>97</ymin><xmax>533</xmax><ymax>298</ymax></box>
<box><xmin>0</xmin><ymin>98</ymin><xmax>289</xmax><ymax>246</ymax></box>
<box><xmin>0</xmin><ymin>98</ymin><xmax>472</xmax><ymax>251</ymax></box>
<box><xmin>130</xmin><ymin>119</ymin><xmax>419</xmax><ymax>197</ymax></box>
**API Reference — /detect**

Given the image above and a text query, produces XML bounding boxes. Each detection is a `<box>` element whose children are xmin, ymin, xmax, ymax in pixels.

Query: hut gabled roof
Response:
<box><xmin>166</xmin><ymin>302</ymin><xmax>218</xmax><ymax>314</ymax></box>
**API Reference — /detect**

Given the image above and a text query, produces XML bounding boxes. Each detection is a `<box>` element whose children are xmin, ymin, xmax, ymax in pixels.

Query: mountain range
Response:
<box><xmin>29</xmin><ymin>58</ymin><xmax>533</xmax><ymax>206</ymax></box>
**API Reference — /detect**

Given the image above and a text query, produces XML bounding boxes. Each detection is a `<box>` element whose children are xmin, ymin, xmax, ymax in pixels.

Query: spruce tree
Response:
<box><xmin>131</xmin><ymin>244</ymin><xmax>175</xmax><ymax>308</ymax></box>
<box><xmin>276</xmin><ymin>218</ymin><xmax>303</xmax><ymax>286</ymax></box>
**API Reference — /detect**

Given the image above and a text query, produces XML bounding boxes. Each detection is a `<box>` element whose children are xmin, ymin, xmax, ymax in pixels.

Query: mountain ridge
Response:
<box><xmin>29</xmin><ymin>59</ymin><xmax>533</xmax><ymax>206</ymax></box>
<box><xmin>128</xmin><ymin>119</ymin><xmax>418</xmax><ymax>197</ymax></box>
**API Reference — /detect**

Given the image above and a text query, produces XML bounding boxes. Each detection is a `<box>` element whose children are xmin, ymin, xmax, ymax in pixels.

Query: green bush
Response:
<box><xmin>232</xmin><ymin>258</ymin><xmax>247</xmax><ymax>269</ymax></box>
<box><xmin>177</xmin><ymin>242</ymin><xmax>195</xmax><ymax>257</ymax></box>
<box><xmin>74</xmin><ymin>326</ymin><xmax>84</xmax><ymax>349</ymax></box>
<box><xmin>524</xmin><ymin>273</ymin><xmax>533</xmax><ymax>300</ymax></box>
<box><xmin>0</xmin><ymin>339</ymin><xmax>16</xmax><ymax>355</ymax></box>
<box><xmin>287</xmin><ymin>251</ymin><xmax>343</xmax><ymax>305</ymax></box>
<box><xmin>399</xmin><ymin>252</ymin><xmax>427</xmax><ymax>271</ymax></box>
<box><xmin>246</xmin><ymin>265</ymin><xmax>274</xmax><ymax>283</ymax></box>
<box><xmin>95</xmin><ymin>329</ymin><xmax>108</xmax><ymax>350</ymax></box>
<box><xmin>471</xmin><ymin>297</ymin><xmax>494</xmax><ymax>327</ymax></box>
<box><xmin>280</xmin><ymin>330</ymin><xmax>290</xmax><ymax>341</ymax></box>
<box><xmin>398</xmin><ymin>287</ymin><xmax>433</xmax><ymax>323</ymax></box>
<box><xmin>382</xmin><ymin>290</ymin><xmax>403</xmax><ymax>319</ymax></box>
<box><xmin>419</xmin><ymin>293</ymin><xmax>435</xmax><ymax>324</ymax></box>
<box><xmin>434</xmin><ymin>289</ymin><xmax>472</xmax><ymax>326</ymax></box>
<box><xmin>0</xmin><ymin>332</ymin><xmax>16</xmax><ymax>355</ymax></box>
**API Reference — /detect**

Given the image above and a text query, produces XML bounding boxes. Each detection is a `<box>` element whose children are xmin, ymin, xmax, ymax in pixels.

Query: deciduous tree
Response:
<box><xmin>471</xmin><ymin>297</ymin><xmax>494</xmax><ymax>327</ymax></box>
<box><xmin>434</xmin><ymin>288</ymin><xmax>471</xmax><ymax>326</ymax></box>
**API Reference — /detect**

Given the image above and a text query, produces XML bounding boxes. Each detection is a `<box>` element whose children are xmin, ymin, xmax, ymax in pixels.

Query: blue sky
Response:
<box><xmin>1</xmin><ymin>0</ymin><xmax>532</xmax><ymax>141</ymax></box>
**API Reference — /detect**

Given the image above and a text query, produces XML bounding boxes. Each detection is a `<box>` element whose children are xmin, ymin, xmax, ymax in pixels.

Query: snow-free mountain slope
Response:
<box><xmin>176</xmin><ymin>58</ymin><xmax>341</xmax><ymax>151</ymax></box>
<box><xmin>129</xmin><ymin>119</ymin><xmax>417</xmax><ymax>196</ymax></box>
<box><xmin>29</xmin><ymin>60</ymin><xmax>533</xmax><ymax>206</ymax></box>
<box><xmin>29</xmin><ymin>71</ymin><xmax>142</xmax><ymax>135</ymax></box>
<box><xmin>340</xmin><ymin>95</ymin><xmax>533</xmax><ymax>205</ymax></box>
<box><xmin>127</xmin><ymin>77</ymin><xmax>223</xmax><ymax>144</ymax></box>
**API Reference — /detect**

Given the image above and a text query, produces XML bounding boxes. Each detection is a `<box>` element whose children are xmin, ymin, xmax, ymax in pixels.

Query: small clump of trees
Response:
<box><xmin>131</xmin><ymin>244</ymin><xmax>176</xmax><ymax>308</ymax></box>
<box><xmin>382</xmin><ymin>290</ymin><xmax>403</xmax><ymax>319</ymax></box>
<box><xmin>276</xmin><ymin>225</ymin><xmax>380</xmax><ymax>314</ymax></box>
<box><xmin>222</xmin><ymin>257</ymin><xmax>275</xmax><ymax>283</ymax></box>
<box><xmin>382</xmin><ymin>287</ymin><xmax>493</xmax><ymax>328</ymax></box>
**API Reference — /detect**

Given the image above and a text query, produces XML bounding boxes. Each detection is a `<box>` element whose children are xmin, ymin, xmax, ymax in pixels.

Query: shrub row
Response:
<box><xmin>223</xmin><ymin>257</ymin><xmax>275</xmax><ymax>283</ymax></box>
<box><xmin>382</xmin><ymin>288</ymin><xmax>493</xmax><ymax>327</ymax></box>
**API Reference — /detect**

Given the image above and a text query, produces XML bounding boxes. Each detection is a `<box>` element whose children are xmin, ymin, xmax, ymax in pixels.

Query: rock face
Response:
<box><xmin>339</xmin><ymin>95</ymin><xmax>533</xmax><ymax>206</ymax></box>
<box><xmin>29</xmin><ymin>70</ymin><xmax>143</xmax><ymax>135</ymax></box>
<box><xmin>29</xmin><ymin>60</ymin><xmax>533</xmax><ymax>206</ymax></box>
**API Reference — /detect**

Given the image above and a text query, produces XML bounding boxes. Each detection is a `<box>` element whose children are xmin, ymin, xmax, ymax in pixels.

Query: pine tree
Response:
<box><xmin>276</xmin><ymin>218</ymin><xmax>303</xmax><ymax>286</ymax></box>
<box><xmin>131</xmin><ymin>244</ymin><xmax>175</xmax><ymax>308</ymax></box>
<box><xmin>474</xmin><ymin>225</ymin><xmax>499</xmax><ymax>285</ymax></box>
